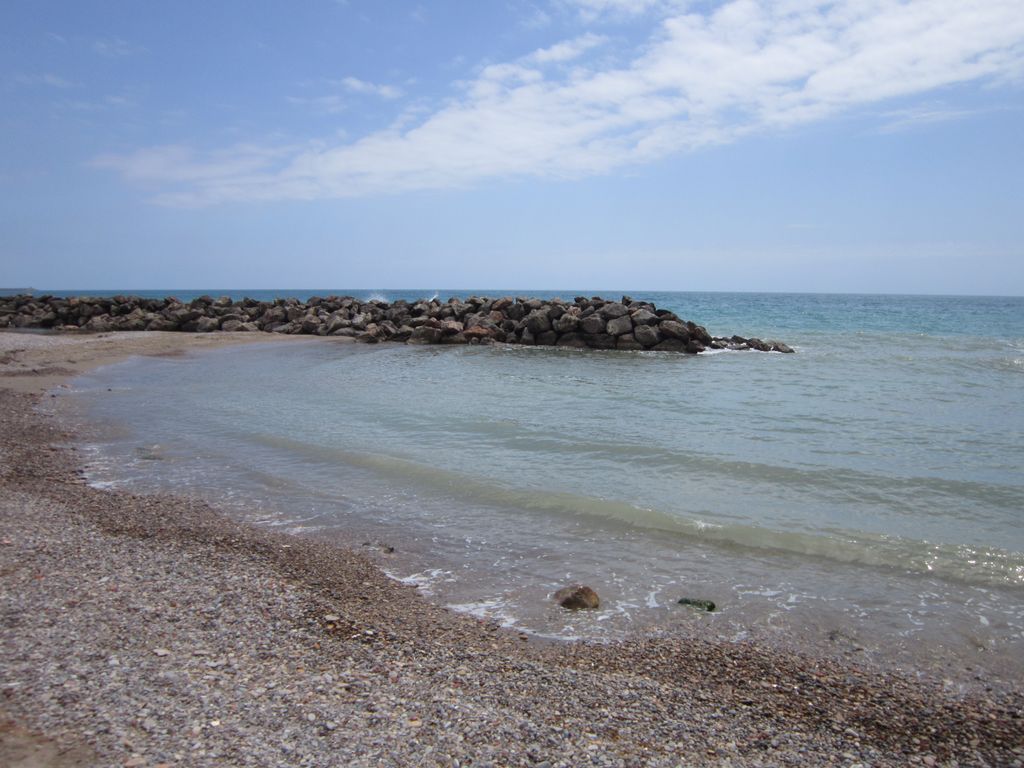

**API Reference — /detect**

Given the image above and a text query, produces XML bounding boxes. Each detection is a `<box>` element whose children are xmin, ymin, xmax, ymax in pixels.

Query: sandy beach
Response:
<box><xmin>1</xmin><ymin>331</ymin><xmax>1022</xmax><ymax>767</ymax></box>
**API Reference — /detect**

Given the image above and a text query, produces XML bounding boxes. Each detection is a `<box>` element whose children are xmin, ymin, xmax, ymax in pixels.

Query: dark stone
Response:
<box><xmin>634</xmin><ymin>324</ymin><xmax>661</xmax><ymax>347</ymax></box>
<box><xmin>659</xmin><ymin>320</ymin><xmax>690</xmax><ymax>341</ymax></box>
<box><xmin>554</xmin><ymin>585</ymin><xmax>600</xmax><ymax>610</ymax></box>
<box><xmin>579</xmin><ymin>314</ymin><xmax>606</xmax><ymax>335</ymax></box>
<box><xmin>606</xmin><ymin>315</ymin><xmax>633</xmax><ymax>336</ymax></box>
<box><xmin>586</xmin><ymin>333</ymin><xmax>617</xmax><ymax>350</ymax></box>
<box><xmin>553</xmin><ymin>312</ymin><xmax>579</xmax><ymax>334</ymax></box>
<box><xmin>195</xmin><ymin>316</ymin><xmax>221</xmax><ymax>333</ymax></box>
<box><xmin>535</xmin><ymin>330</ymin><xmax>558</xmax><ymax>346</ymax></box>
<box><xmin>408</xmin><ymin>326</ymin><xmax>442</xmax><ymax>344</ymax></box>
<box><xmin>506</xmin><ymin>302</ymin><xmax>526</xmax><ymax>321</ymax></box>
<box><xmin>599</xmin><ymin>302</ymin><xmax>629</xmax><ymax>320</ymax></box>
<box><xmin>555</xmin><ymin>333</ymin><xmax>587</xmax><ymax>348</ymax></box>
<box><xmin>524</xmin><ymin>310</ymin><xmax>552</xmax><ymax>335</ymax></box>
<box><xmin>616</xmin><ymin>334</ymin><xmax>644</xmax><ymax>351</ymax></box>
<box><xmin>746</xmin><ymin>337</ymin><xmax>772</xmax><ymax>352</ymax></box>
<box><xmin>677</xmin><ymin>597</ymin><xmax>716</xmax><ymax>612</ymax></box>
<box><xmin>653</xmin><ymin>338</ymin><xmax>688</xmax><ymax>352</ymax></box>
<box><xmin>630</xmin><ymin>308</ymin><xmax>658</xmax><ymax>326</ymax></box>
<box><xmin>439</xmin><ymin>319</ymin><xmax>464</xmax><ymax>336</ymax></box>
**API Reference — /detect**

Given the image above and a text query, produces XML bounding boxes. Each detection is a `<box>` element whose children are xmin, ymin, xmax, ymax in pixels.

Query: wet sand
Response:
<box><xmin>1</xmin><ymin>330</ymin><xmax>1021</xmax><ymax>766</ymax></box>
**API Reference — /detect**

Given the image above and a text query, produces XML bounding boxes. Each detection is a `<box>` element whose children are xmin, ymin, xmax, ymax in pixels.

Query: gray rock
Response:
<box><xmin>555</xmin><ymin>333</ymin><xmax>587</xmax><ymax>348</ymax></box>
<box><xmin>586</xmin><ymin>333</ymin><xmax>617</xmax><ymax>350</ymax></box>
<box><xmin>408</xmin><ymin>326</ymin><xmax>442</xmax><ymax>344</ymax></box>
<box><xmin>553</xmin><ymin>313</ymin><xmax>579</xmax><ymax>334</ymax></box>
<box><xmin>630</xmin><ymin>309</ymin><xmax>658</xmax><ymax>326</ymax></box>
<box><xmin>599</xmin><ymin>302</ymin><xmax>629</xmax><ymax>320</ymax></box>
<box><xmin>195</xmin><ymin>316</ymin><xmax>221</xmax><ymax>333</ymax></box>
<box><xmin>616</xmin><ymin>334</ymin><xmax>644</xmax><ymax>351</ymax></box>
<box><xmin>653</xmin><ymin>338</ymin><xmax>688</xmax><ymax>352</ymax></box>
<box><xmin>524</xmin><ymin>310</ymin><xmax>552</xmax><ymax>335</ymax></box>
<box><xmin>659</xmin><ymin>320</ymin><xmax>690</xmax><ymax>341</ymax></box>
<box><xmin>634</xmin><ymin>324</ymin><xmax>661</xmax><ymax>347</ymax></box>
<box><xmin>606</xmin><ymin>315</ymin><xmax>633</xmax><ymax>336</ymax></box>
<box><xmin>579</xmin><ymin>315</ymin><xmax>606</xmax><ymax>335</ymax></box>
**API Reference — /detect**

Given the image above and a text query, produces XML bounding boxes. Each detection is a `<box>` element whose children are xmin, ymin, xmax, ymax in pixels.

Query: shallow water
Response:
<box><xmin>58</xmin><ymin>291</ymin><xmax>1024</xmax><ymax>688</ymax></box>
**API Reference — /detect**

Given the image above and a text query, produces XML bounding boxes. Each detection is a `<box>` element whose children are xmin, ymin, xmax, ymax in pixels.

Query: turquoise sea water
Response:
<box><xmin>58</xmin><ymin>291</ymin><xmax>1024</xmax><ymax>685</ymax></box>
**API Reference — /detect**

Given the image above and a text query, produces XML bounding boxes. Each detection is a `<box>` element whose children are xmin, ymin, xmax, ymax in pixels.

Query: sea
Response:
<box><xmin>49</xmin><ymin>290</ymin><xmax>1024</xmax><ymax>689</ymax></box>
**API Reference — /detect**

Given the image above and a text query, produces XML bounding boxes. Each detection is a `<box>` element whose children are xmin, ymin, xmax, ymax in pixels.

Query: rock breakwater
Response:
<box><xmin>0</xmin><ymin>294</ymin><xmax>793</xmax><ymax>353</ymax></box>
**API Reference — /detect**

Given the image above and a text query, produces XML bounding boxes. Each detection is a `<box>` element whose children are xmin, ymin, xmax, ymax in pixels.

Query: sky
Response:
<box><xmin>2</xmin><ymin>0</ymin><xmax>1023</xmax><ymax>295</ymax></box>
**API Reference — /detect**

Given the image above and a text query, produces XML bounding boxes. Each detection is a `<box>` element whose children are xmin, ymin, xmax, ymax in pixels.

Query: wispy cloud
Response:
<box><xmin>563</xmin><ymin>0</ymin><xmax>672</xmax><ymax>21</ymax></box>
<box><xmin>876</xmin><ymin>105</ymin><xmax>986</xmax><ymax>133</ymax></box>
<box><xmin>93</xmin><ymin>37</ymin><xmax>142</xmax><ymax>57</ymax></box>
<box><xmin>97</xmin><ymin>0</ymin><xmax>1024</xmax><ymax>206</ymax></box>
<box><xmin>340</xmin><ymin>76</ymin><xmax>403</xmax><ymax>99</ymax></box>
<box><xmin>527</xmin><ymin>33</ymin><xmax>607</xmax><ymax>64</ymax></box>
<box><xmin>12</xmin><ymin>73</ymin><xmax>73</xmax><ymax>88</ymax></box>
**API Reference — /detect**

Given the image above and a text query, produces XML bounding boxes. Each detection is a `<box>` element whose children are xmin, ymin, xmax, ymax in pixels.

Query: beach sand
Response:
<box><xmin>1</xmin><ymin>330</ymin><xmax>1021</xmax><ymax>767</ymax></box>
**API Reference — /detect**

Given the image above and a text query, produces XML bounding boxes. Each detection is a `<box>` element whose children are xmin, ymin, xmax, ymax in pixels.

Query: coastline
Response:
<box><xmin>1</xmin><ymin>331</ymin><xmax>1021</xmax><ymax>767</ymax></box>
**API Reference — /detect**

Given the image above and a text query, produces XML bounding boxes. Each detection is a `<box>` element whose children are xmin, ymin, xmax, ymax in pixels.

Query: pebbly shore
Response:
<box><xmin>0</xmin><ymin>294</ymin><xmax>794</xmax><ymax>354</ymax></box>
<box><xmin>2</xmin><ymin>332</ymin><xmax>1022</xmax><ymax>767</ymax></box>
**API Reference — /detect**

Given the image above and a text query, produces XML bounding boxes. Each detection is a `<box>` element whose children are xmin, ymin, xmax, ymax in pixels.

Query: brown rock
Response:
<box><xmin>553</xmin><ymin>585</ymin><xmax>600</xmax><ymax>610</ymax></box>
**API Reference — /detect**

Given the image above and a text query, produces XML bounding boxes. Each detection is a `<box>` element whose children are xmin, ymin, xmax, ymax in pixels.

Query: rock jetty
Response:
<box><xmin>0</xmin><ymin>294</ymin><xmax>794</xmax><ymax>354</ymax></box>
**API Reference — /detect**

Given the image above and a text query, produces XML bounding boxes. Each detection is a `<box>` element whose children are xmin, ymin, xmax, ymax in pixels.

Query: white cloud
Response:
<box><xmin>563</xmin><ymin>0</ymin><xmax>673</xmax><ymax>21</ymax></box>
<box><xmin>528</xmin><ymin>33</ymin><xmax>607</xmax><ymax>63</ymax></box>
<box><xmin>97</xmin><ymin>0</ymin><xmax>1024</xmax><ymax>206</ymax></box>
<box><xmin>340</xmin><ymin>76</ymin><xmax>402</xmax><ymax>99</ymax></box>
<box><xmin>13</xmin><ymin>73</ymin><xmax>73</xmax><ymax>88</ymax></box>
<box><xmin>876</xmin><ymin>104</ymin><xmax>991</xmax><ymax>133</ymax></box>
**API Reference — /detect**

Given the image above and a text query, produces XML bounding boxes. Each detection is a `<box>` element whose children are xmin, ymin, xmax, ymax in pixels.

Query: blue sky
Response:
<box><xmin>2</xmin><ymin>0</ymin><xmax>1023</xmax><ymax>294</ymax></box>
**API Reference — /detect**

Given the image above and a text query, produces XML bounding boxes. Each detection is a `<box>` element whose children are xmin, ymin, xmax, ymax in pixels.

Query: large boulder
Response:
<box><xmin>408</xmin><ymin>326</ymin><xmax>442</xmax><ymax>344</ymax></box>
<box><xmin>599</xmin><ymin>302</ymin><xmax>629</xmax><ymax>320</ymax></box>
<box><xmin>606</xmin><ymin>315</ymin><xmax>633</xmax><ymax>336</ymax></box>
<box><xmin>616</xmin><ymin>334</ymin><xmax>644</xmax><ymax>351</ymax></box>
<box><xmin>659</xmin><ymin>320</ymin><xmax>690</xmax><ymax>341</ymax></box>
<box><xmin>462</xmin><ymin>325</ymin><xmax>494</xmax><ymax>341</ymax></box>
<box><xmin>634</xmin><ymin>323</ymin><xmax>661</xmax><ymax>348</ymax></box>
<box><xmin>555</xmin><ymin>333</ymin><xmax>587</xmax><ymax>348</ymax></box>
<box><xmin>439</xmin><ymin>319</ymin><xmax>464</xmax><ymax>336</ymax></box>
<box><xmin>553</xmin><ymin>312</ymin><xmax>579</xmax><ymax>334</ymax></box>
<box><xmin>195</xmin><ymin>316</ymin><xmax>221</xmax><ymax>333</ymax></box>
<box><xmin>630</xmin><ymin>308</ymin><xmax>658</xmax><ymax>326</ymax></box>
<box><xmin>586</xmin><ymin>333</ymin><xmax>617</xmax><ymax>350</ymax></box>
<box><xmin>653</xmin><ymin>338</ymin><xmax>688</xmax><ymax>352</ymax></box>
<box><xmin>524</xmin><ymin>310</ymin><xmax>552</xmax><ymax>335</ymax></box>
<box><xmin>579</xmin><ymin>314</ymin><xmax>606</xmax><ymax>335</ymax></box>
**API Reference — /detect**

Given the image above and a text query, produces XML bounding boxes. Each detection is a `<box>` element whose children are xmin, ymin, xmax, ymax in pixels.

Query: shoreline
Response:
<box><xmin>1</xmin><ymin>331</ymin><xmax>1022</xmax><ymax>766</ymax></box>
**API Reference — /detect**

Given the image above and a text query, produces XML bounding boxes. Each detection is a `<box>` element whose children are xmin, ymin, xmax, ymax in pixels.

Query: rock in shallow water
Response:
<box><xmin>677</xmin><ymin>597</ymin><xmax>716</xmax><ymax>612</ymax></box>
<box><xmin>554</xmin><ymin>585</ymin><xmax>600</xmax><ymax>610</ymax></box>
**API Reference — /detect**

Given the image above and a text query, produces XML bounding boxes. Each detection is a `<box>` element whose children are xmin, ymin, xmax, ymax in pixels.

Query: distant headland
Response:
<box><xmin>0</xmin><ymin>294</ymin><xmax>794</xmax><ymax>354</ymax></box>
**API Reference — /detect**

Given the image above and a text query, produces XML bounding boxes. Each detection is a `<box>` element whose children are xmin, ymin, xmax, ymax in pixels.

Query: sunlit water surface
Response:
<box><xmin>57</xmin><ymin>291</ymin><xmax>1024</xmax><ymax>689</ymax></box>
